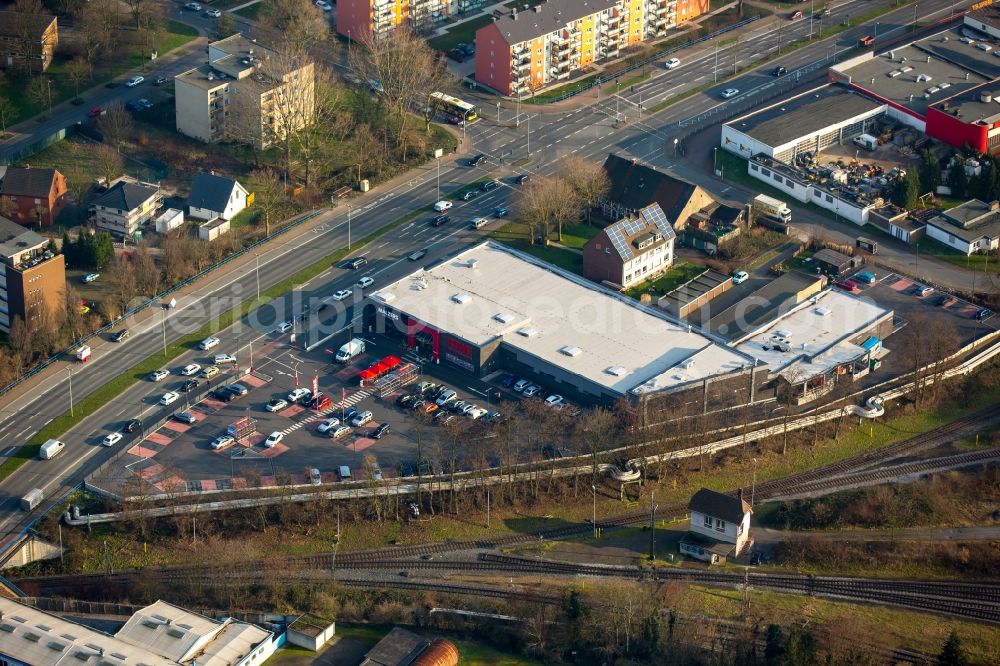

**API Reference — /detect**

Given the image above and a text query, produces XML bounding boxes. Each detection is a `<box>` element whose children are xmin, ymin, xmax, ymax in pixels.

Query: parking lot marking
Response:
<box><xmin>154</xmin><ymin>475</ymin><xmax>185</xmax><ymax>492</ymax></box>
<box><xmin>261</xmin><ymin>443</ymin><xmax>290</xmax><ymax>457</ymax></box>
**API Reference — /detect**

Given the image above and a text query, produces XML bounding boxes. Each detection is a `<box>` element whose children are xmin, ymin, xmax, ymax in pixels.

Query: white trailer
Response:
<box><xmin>21</xmin><ymin>488</ymin><xmax>44</xmax><ymax>511</ymax></box>
<box><xmin>751</xmin><ymin>194</ymin><xmax>792</xmax><ymax>223</ymax></box>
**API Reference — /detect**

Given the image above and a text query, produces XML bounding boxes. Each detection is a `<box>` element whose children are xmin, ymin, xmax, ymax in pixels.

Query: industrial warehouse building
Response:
<box><xmin>364</xmin><ymin>242</ymin><xmax>766</xmax><ymax>409</ymax></box>
<box><xmin>0</xmin><ymin>598</ymin><xmax>279</xmax><ymax>666</ymax></box>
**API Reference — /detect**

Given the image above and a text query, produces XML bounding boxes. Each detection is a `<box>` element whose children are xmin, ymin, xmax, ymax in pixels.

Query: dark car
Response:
<box><xmin>458</xmin><ymin>42</ymin><xmax>475</xmax><ymax>57</ymax></box>
<box><xmin>397</xmin><ymin>393</ymin><xmax>414</xmax><ymax>407</ymax></box>
<box><xmin>447</xmin><ymin>49</ymin><xmax>466</xmax><ymax>63</ymax></box>
<box><xmin>773</xmin><ymin>66</ymin><xmax>787</xmax><ymax>76</ymax></box>
<box><xmin>372</xmin><ymin>423</ymin><xmax>390</xmax><ymax>439</ymax></box>
<box><xmin>180</xmin><ymin>379</ymin><xmax>199</xmax><ymax>393</ymax></box>
<box><xmin>226</xmin><ymin>383</ymin><xmax>249</xmax><ymax>397</ymax></box>
<box><xmin>480</xmin><ymin>179</ymin><xmax>500</xmax><ymax>193</ymax></box>
<box><xmin>499</xmin><ymin>373</ymin><xmax>517</xmax><ymax>388</ymax></box>
<box><xmin>153</xmin><ymin>75</ymin><xmax>168</xmax><ymax>86</ymax></box>
<box><xmin>213</xmin><ymin>388</ymin><xmax>236</xmax><ymax>402</ymax></box>
<box><xmin>342</xmin><ymin>406</ymin><xmax>358</xmax><ymax>422</ymax></box>
<box><xmin>111</xmin><ymin>329</ymin><xmax>130</xmax><ymax>343</ymax></box>
<box><xmin>399</xmin><ymin>461</ymin><xmax>415</xmax><ymax>477</ymax></box>
<box><xmin>346</xmin><ymin>256</ymin><xmax>368</xmax><ymax>269</ymax></box>
<box><xmin>469</xmin><ymin>154</ymin><xmax>487</xmax><ymax>167</ymax></box>
<box><xmin>296</xmin><ymin>389</ymin><xmax>314</xmax><ymax>406</ymax></box>
<box><xmin>124</xmin><ymin>418</ymin><xmax>142</xmax><ymax>433</ymax></box>
<box><xmin>431</xmin><ymin>214</ymin><xmax>450</xmax><ymax>226</ymax></box>
<box><xmin>975</xmin><ymin>308</ymin><xmax>993</xmax><ymax>320</ymax></box>
<box><xmin>514</xmin><ymin>174</ymin><xmax>530</xmax><ymax>185</ymax></box>
<box><xmin>493</xmin><ymin>206</ymin><xmax>509</xmax><ymax>218</ymax></box>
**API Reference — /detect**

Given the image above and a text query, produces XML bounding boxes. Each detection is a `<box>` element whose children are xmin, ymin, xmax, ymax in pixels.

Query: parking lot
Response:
<box><xmin>91</xmin><ymin>330</ymin><xmax>572</xmax><ymax>495</ymax></box>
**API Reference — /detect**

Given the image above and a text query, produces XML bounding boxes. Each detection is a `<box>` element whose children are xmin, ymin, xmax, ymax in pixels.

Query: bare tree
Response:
<box><xmin>123</xmin><ymin>0</ymin><xmax>149</xmax><ymax>30</ymax></box>
<box><xmin>0</xmin><ymin>95</ymin><xmax>14</xmax><ymax>135</ymax></box>
<box><xmin>351</xmin><ymin>27</ymin><xmax>446</xmax><ymax>145</ymax></box>
<box><xmin>78</xmin><ymin>0</ymin><xmax>119</xmax><ymax>70</ymax></box>
<box><xmin>62</xmin><ymin>285</ymin><xmax>87</xmax><ymax>342</ymax></box>
<box><xmin>26</xmin><ymin>77</ymin><xmax>50</xmax><ymax>114</ymax></box>
<box><xmin>258</xmin><ymin>0</ymin><xmax>328</xmax><ymax>49</ymax></box>
<box><xmin>215</xmin><ymin>13</ymin><xmax>236</xmax><ymax>40</ymax></box>
<box><xmin>93</xmin><ymin>144</ymin><xmax>124</xmax><ymax>187</ymax></box>
<box><xmin>560</xmin><ymin>154</ymin><xmax>610</xmax><ymax>223</ymax></box>
<box><xmin>104</xmin><ymin>254</ymin><xmax>137</xmax><ymax>318</ymax></box>
<box><xmin>131</xmin><ymin>242</ymin><xmax>161</xmax><ymax>296</ymax></box>
<box><xmin>245</xmin><ymin>168</ymin><xmax>289</xmax><ymax>237</ymax></box>
<box><xmin>98</xmin><ymin>102</ymin><xmax>134</xmax><ymax>152</ymax></box>
<box><xmin>8</xmin><ymin>0</ymin><xmax>54</xmax><ymax>76</ymax></box>
<box><xmin>66</xmin><ymin>58</ymin><xmax>91</xmax><ymax>98</ymax></box>
<box><xmin>516</xmin><ymin>176</ymin><xmax>580</xmax><ymax>243</ymax></box>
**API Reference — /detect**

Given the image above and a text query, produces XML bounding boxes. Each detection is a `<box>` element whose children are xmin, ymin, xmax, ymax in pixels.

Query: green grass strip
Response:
<box><xmin>0</xmin><ymin>209</ymin><xmax>421</xmax><ymax>483</ymax></box>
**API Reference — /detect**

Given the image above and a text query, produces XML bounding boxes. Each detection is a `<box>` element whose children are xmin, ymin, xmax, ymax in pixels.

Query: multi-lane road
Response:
<box><xmin>0</xmin><ymin>0</ymin><xmax>984</xmax><ymax>546</ymax></box>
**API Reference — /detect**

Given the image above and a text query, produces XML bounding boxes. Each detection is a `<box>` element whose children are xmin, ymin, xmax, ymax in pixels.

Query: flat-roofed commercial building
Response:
<box><xmin>364</xmin><ymin>241</ymin><xmax>764</xmax><ymax>408</ymax></box>
<box><xmin>734</xmin><ymin>288</ymin><xmax>893</xmax><ymax>404</ymax></box>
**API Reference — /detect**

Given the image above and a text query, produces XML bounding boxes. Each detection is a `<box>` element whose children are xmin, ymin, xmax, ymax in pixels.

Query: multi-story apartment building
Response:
<box><xmin>475</xmin><ymin>0</ymin><xmax>707</xmax><ymax>96</ymax></box>
<box><xmin>89</xmin><ymin>178</ymin><xmax>162</xmax><ymax>238</ymax></box>
<box><xmin>0</xmin><ymin>214</ymin><xmax>65</xmax><ymax>333</ymax></box>
<box><xmin>175</xmin><ymin>34</ymin><xmax>314</xmax><ymax>150</ymax></box>
<box><xmin>0</xmin><ymin>12</ymin><xmax>58</xmax><ymax>73</ymax></box>
<box><xmin>336</xmin><ymin>0</ymin><xmax>458</xmax><ymax>41</ymax></box>
<box><xmin>0</xmin><ymin>166</ymin><xmax>68</xmax><ymax>228</ymax></box>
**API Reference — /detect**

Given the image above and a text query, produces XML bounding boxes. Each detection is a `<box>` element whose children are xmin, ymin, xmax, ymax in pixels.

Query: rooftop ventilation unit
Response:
<box><xmin>451</xmin><ymin>293</ymin><xmax>471</xmax><ymax>304</ymax></box>
<box><xmin>605</xmin><ymin>366</ymin><xmax>626</xmax><ymax>376</ymax></box>
<box><xmin>560</xmin><ymin>345</ymin><xmax>582</xmax><ymax>357</ymax></box>
<box><xmin>517</xmin><ymin>326</ymin><xmax>539</xmax><ymax>338</ymax></box>
<box><xmin>775</xmin><ymin>329</ymin><xmax>792</xmax><ymax>338</ymax></box>
<box><xmin>374</xmin><ymin>291</ymin><xmax>395</xmax><ymax>302</ymax></box>
<box><xmin>680</xmin><ymin>358</ymin><xmax>695</xmax><ymax>369</ymax></box>
<box><xmin>467</xmin><ymin>259</ymin><xmax>479</xmax><ymax>269</ymax></box>
<box><xmin>813</xmin><ymin>306</ymin><xmax>832</xmax><ymax>316</ymax></box>
<box><xmin>493</xmin><ymin>312</ymin><xmax>514</xmax><ymax>324</ymax></box>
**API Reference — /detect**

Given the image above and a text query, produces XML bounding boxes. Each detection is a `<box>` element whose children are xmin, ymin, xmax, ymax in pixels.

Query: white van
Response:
<box><xmin>39</xmin><ymin>439</ymin><xmax>65</xmax><ymax>460</ymax></box>
<box><xmin>852</xmin><ymin>134</ymin><xmax>878</xmax><ymax>151</ymax></box>
<box><xmin>338</xmin><ymin>465</ymin><xmax>352</xmax><ymax>480</ymax></box>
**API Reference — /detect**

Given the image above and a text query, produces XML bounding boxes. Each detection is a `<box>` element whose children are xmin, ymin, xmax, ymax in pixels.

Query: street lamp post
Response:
<box><xmin>436</xmin><ymin>155</ymin><xmax>441</xmax><ymax>201</ymax></box>
<box><xmin>46</xmin><ymin>79</ymin><xmax>53</xmax><ymax>116</ymax></box>
<box><xmin>160</xmin><ymin>309</ymin><xmax>167</xmax><ymax>356</ymax></box>
<box><xmin>751</xmin><ymin>457</ymin><xmax>758</xmax><ymax>506</ymax></box>
<box><xmin>254</xmin><ymin>252</ymin><xmax>261</xmax><ymax>300</ymax></box>
<box><xmin>592</xmin><ymin>485</ymin><xmax>597</xmax><ymax>538</ymax></box>
<box><xmin>496</xmin><ymin>102</ymin><xmax>501</xmax><ymax>122</ymax></box>
<box><xmin>67</xmin><ymin>368</ymin><xmax>74</xmax><ymax>417</ymax></box>
<box><xmin>526</xmin><ymin>113</ymin><xmax>531</xmax><ymax>157</ymax></box>
<box><xmin>487</xmin><ymin>489</ymin><xmax>491</xmax><ymax>529</ymax></box>
<box><xmin>347</xmin><ymin>204</ymin><xmax>353</xmax><ymax>249</ymax></box>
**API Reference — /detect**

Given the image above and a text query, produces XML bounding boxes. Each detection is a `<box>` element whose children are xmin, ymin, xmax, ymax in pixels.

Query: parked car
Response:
<box><xmin>314</xmin><ymin>0</ymin><xmax>332</xmax><ymax>10</ymax></box>
<box><xmin>213</xmin><ymin>387</ymin><xmax>237</xmax><ymax>402</ymax></box>
<box><xmin>226</xmin><ymin>383</ymin><xmax>249</xmax><ymax>397</ymax></box>
<box><xmin>288</xmin><ymin>388</ymin><xmax>311</xmax><ymax>403</ymax></box>
<box><xmin>296</xmin><ymin>389</ymin><xmax>314</xmax><ymax>406</ymax></box>
<box><xmin>111</xmin><ymin>329</ymin><xmax>130</xmax><ymax>343</ymax></box>
<box><xmin>732</xmin><ymin>271</ymin><xmax>749</xmax><ymax>285</ymax></box>
<box><xmin>264</xmin><ymin>432</ymin><xmax>284</xmax><ymax>447</ymax></box>
<box><xmin>311</xmin><ymin>395</ymin><xmax>332</xmax><ymax>411</ymax></box>
<box><xmin>174</xmin><ymin>412</ymin><xmax>197</xmax><ymax>424</ymax></box>
<box><xmin>350</xmin><ymin>411</ymin><xmax>373</xmax><ymax>427</ymax></box>
<box><xmin>447</xmin><ymin>48</ymin><xmax>467</xmax><ymax>63</ymax></box>
<box><xmin>82</xmin><ymin>272</ymin><xmax>100</xmax><ymax>283</ymax></box>
<box><xmin>266</xmin><ymin>398</ymin><xmax>289</xmax><ymax>412</ymax></box>
<box><xmin>343</xmin><ymin>406</ymin><xmax>359</xmax><ymax>422</ymax></box>
<box><xmin>522</xmin><ymin>384</ymin><xmax>541</xmax><ymax>397</ymax></box>
<box><xmin>416</xmin><ymin>381</ymin><xmax>437</xmax><ymax>394</ymax></box>
<box><xmin>153</xmin><ymin>75</ymin><xmax>168</xmax><ymax>86</ymax></box>
<box><xmin>330</xmin><ymin>425</ymin><xmax>352</xmax><ymax>439</ymax></box>
<box><xmin>513</xmin><ymin>379</ymin><xmax>531</xmax><ymax>392</ymax></box>
<box><xmin>934</xmin><ymin>294</ymin><xmax>958</xmax><ymax>308</ymax></box>
<box><xmin>854</xmin><ymin>271</ymin><xmax>876</xmax><ymax>284</ymax></box>
<box><xmin>975</xmin><ymin>308</ymin><xmax>993</xmax><ymax>320</ymax></box>
<box><xmin>372</xmin><ymin>423</ymin><xmax>391</xmax><ymax>439</ymax></box>
<box><xmin>317</xmin><ymin>417</ymin><xmax>341</xmax><ymax>433</ymax></box>
<box><xmin>545</xmin><ymin>394</ymin><xmax>564</xmax><ymax>407</ymax></box>
<box><xmin>211</xmin><ymin>435</ymin><xmax>234</xmax><ymax>450</ymax></box>
<box><xmin>835</xmin><ymin>280</ymin><xmax>859</xmax><ymax>292</ymax></box>
<box><xmin>399</xmin><ymin>462</ymin><xmax>415</xmax><ymax>477</ymax></box>
<box><xmin>149</xmin><ymin>369</ymin><xmax>170</xmax><ymax>382</ymax></box>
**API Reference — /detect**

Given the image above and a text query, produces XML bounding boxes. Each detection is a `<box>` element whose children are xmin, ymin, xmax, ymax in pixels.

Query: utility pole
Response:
<box><xmin>254</xmin><ymin>252</ymin><xmax>261</xmax><ymax>299</ymax></box>
<box><xmin>714</xmin><ymin>42</ymin><xmax>719</xmax><ymax>82</ymax></box>
<box><xmin>741</xmin><ymin>568</ymin><xmax>751</xmax><ymax>618</ymax></box>
<box><xmin>161</xmin><ymin>309</ymin><xmax>167</xmax><ymax>356</ymax></box>
<box><xmin>647</xmin><ymin>491</ymin><xmax>656</xmax><ymax>561</ymax></box>
<box><xmin>67</xmin><ymin>367</ymin><xmax>74</xmax><ymax>417</ymax></box>
<box><xmin>486</xmin><ymin>489</ymin><xmax>491</xmax><ymax>529</ymax></box>
<box><xmin>347</xmin><ymin>204</ymin><xmax>352</xmax><ymax>249</ymax></box>
<box><xmin>526</xmin><ymin>113</ymin><xmax>531</xmax><ymax>157</ymax></box>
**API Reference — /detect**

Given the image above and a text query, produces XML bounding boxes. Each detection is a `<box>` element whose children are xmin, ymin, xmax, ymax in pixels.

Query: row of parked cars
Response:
<box><xmin>500</xmin><ymin>374</ymin><xmax>578</xmax><ymax>414</ymax></box>
<box><xmin>396</xmin><ymin>381</ymin><xmax>501</xmax><ymax>425</ymax></box>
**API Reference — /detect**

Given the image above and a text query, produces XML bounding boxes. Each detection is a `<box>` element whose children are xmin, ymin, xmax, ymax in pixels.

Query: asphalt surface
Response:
<box><xmin>0</xmin><ymin>0</ymin><xmax>985</xmax><ymax>546</ymax></box>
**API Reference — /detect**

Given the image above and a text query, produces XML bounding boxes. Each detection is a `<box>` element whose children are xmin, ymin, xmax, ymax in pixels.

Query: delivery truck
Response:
<box><xmin>751</xmin><ymin>194</ymin><xmax>792</xmax><ymax>224</ymax></box>
<box><xmin>39</xmin><ymin>438</ymin><xmax>66</xmax><ymax>460</ymax></box>
<box><xmin>335</xmin><ymin>338</ymin><xmax>366</xmax><ymax>362</ymax></box>
<box><xmin>21</xmin><ymin>488</ymin><xmax>44</xmax><ymax>512</ymax></box>
<box><xmin>75</xmin><ymin>345</ymin><xmax>91</xmax><ymax>362</ymax></box>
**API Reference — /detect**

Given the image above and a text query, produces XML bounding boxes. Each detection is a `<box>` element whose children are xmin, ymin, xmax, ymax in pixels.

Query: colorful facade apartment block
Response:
<box><xmin>475</xmin><ymin>0</ymin><xmax>707</xmax><ymax>96</ymax></box>
<box><xmin>337</xmin><ymin>0</ymin><xmax>470</xmax><ymax>40</ymax></box>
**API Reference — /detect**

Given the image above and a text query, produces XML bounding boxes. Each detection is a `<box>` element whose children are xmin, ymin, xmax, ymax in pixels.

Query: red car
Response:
<box><xmin>790</xmin><ymin>10</ymin><xmax>803</xmax><ymax>20</ymax></box>
<box><xmin>835</xmin><ymin>280</ymin><xmax>859</xmax><ymax>292</ymax></box>
<box><xmin>311</xmin><ymin>395</ymin><xmax>332</xmax><ymax>411</ymax></box>
<box><xmin>88</xmin><ymin>106</ymin><xmax>104</xmax><ymax>118</ymax></box>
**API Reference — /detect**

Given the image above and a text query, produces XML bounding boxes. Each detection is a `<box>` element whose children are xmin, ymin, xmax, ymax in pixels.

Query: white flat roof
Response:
<box><xmin>370</xmin><ymin>242</ymin><xmax>752</xmax><ymax>395</ymax></box>
<box><xmin>734</xmin><ymin>288</ymin><xmax>890</xmax><ymax>381</ymax></box>
<box><xmin>0</xmin><ymin>598</ymin><xmax>272</xmax><ymax>666</ymax></box>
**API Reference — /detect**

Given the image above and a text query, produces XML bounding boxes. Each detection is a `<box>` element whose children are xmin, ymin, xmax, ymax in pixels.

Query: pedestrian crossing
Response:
<box><xmin>277</xmin><ymin>390</ymin><xmax>371</xmax><ymax>435</ymax></box>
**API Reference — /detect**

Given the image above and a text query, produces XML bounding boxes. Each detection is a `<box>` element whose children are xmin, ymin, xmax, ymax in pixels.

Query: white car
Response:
<box><xmin>545</xmin><ymin>394</ymin><xmax>564</xmax><ymax>407</ymax></box>
<box><xmin>356</xmin><ymin>276</ymin><xmax>375</xmax><ymax>289</ymax></box>
<box><xmin>103</xmin><ymin>432</ymin><xmax>123</xmax><ymax>447</ymax></box>
<box><xmin>211</xmin><ymin>435</ymin><xmax>234</xmax><ymax>450</ymax></box>
<box><xmin>470</xmin><ymin>217</ymin><xmax>488</xmax><ymax>229</ymax></box>
<box><xmin>214</xmin><ymin>353</ymin><xmax>236</xmax><ymax>365</ymax></box>
<box><xmin>433</xmin><ymin>200</ymin><xmax>453</xmax><ymax>212</ymax></box>
<box><xmin>276</xmin><ymin>321</ymin><xmax>293</xmax><ymax>333</ymax></box>
<box><xmin>720</xmin><ymin>88</ymin><xmax>740</xmax><ymax>99</ymax></box>
<box><xmin>180</xmin><ymin>363</ymin><xmax>202</xmax><ymax>376</ymax></box>
<box><xmin>160</xmin><ymin>391</ymin><xmax>180</xmax><ymax>406</ymax></box>
<box><xmin>317</xmin><ymin>417</ymin><xmax>341</xmax><ymax>433</ymax></box>
<box><xmin>265</xmin><ymin>398</ymin><xmax>288</xmax><ymax>412</ymax></box>
<box><xmin>82</xmin><ymin>272</ymin><xmax>100</xmax><ymax>283</ymax></box>
<box><xmin>350</xmin><ymin>410</ymin><xmax>373</xmax><ymax>427</ymax></box>
<box><xmin>330</xmin><ymin>425</ymin><xmax>352</xmax><ymax>439</ymax></box>
<box><xmin>522</xmin><ymin>384</ymin><xmax>540</xmax><ymax>397</ymax></box>
<box><xmin>467</xmin><ymin>407</ymin><xmax>488</xmax><ymax>420</ymax></box>
<box><xmin>513</xmin><ymin>379</ymin><xmax>531</xmax><ymax>392</ymax></box>
<box><xmin>288</xmin><ymin>387</ymin><xmax>311</xmax><ymax>403</ymax></box>
<box><xmin>205</xmin><ymin>8</ymin><xmax>221</xmax><ymax>17</ymax></box>
<box><xmin>199</xmin><ymin>336</ymin><xmax>221</xmax><ymax>350</ymax></box>
<box><xmin>185</xmin><ymin>2</ymin><xmax>202</xmax><ymax>10</ymax></box>
<box><xmin>264</xmin><ymin>432</ymin><xmax>284</xmax><ymax>447</ymax></box>
<box><xmin>664</xmin><ymin>57</ymin><xmax>681</xmax><ymax>69</ymax></box>
<box><xmin>149</xmin><ymin>369</ymin><xmax>169</xmax><ymax>382</ymax></box>
<box><xmin>125</xmin><ymin>75</ymin><xmax>145</xmax><ymax>88</ymax></box>
<box><xmin>732</xmin><ymin>270</ymin><xmax>749</xmax><ymax>285</ymax></box>
<box><xmin>315</xmin><ymin>0</ymin><xmax>332</xmax><ymax>9</ymax></box>
<box><xmin>332</xmin><ymin>289</ymin><xmax>353</xmax><ymax>301</ymax></box>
